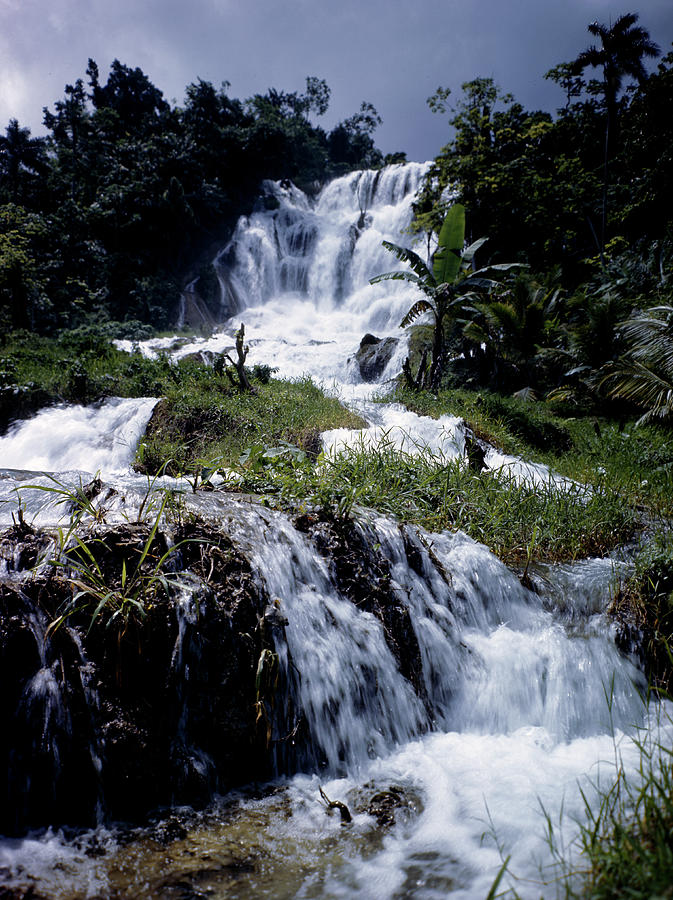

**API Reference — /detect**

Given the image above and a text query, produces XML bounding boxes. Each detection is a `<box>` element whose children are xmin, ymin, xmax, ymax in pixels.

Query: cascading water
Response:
<box><xmin>0</xmin><ymin>163</ymin><xmax>667</xmax><ymax>898</ymax></box>
<box><xmin>0</xmin><ymin>397</ymin><xmax>157</xmax><ymax>474</ymax></box>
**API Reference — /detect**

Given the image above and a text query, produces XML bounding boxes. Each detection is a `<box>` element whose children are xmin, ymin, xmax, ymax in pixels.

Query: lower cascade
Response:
<box><xmin>0</xmin><ymin>163</ymin><xmax>668</xmax><ymax>898</ymax></box>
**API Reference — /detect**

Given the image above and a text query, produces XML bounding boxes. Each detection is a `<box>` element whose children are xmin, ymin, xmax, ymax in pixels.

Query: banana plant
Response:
<box><xmin>370</xmin><ymin>203</ymin><xmax>519</xmax><ymax>389</ymax></box>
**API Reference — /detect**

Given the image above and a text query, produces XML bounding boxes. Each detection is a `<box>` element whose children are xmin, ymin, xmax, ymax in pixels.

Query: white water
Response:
<box><xmin>0</xmin><ymin>397</ymin><xmax>157</xmax><ymax>474</ymax></box>
<box><xmin>0</xmin><ymin>163</ymin><xmax>661</xmax><ymax>898</ymax></box>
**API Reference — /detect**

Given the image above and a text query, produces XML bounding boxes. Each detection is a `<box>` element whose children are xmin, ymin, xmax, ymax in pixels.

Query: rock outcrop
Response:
<box><xmin>352</xmin><ymin>334</ymin><xmax>399</xmax><ymax>382</ymax></box>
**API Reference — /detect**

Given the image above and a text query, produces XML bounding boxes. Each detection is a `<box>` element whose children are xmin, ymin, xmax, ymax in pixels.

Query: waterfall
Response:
<box><xmin>0</xmin><ymin>163</ymin><xmax>664</xmax><ymax>898</ymax></box>
<box><xmin>0</xmin><ymin>397</ymin><xmax>157</xmax><ymax>475</ymax></box>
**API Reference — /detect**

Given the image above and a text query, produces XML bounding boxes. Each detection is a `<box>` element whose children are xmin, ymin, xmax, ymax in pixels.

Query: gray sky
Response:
<box><xmin>1</xmin><ymin>0</ymin><xmax>671</xmax><ymax>162</ymax></box>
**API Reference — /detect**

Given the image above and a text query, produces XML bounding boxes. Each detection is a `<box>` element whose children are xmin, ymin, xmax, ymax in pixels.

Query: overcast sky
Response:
<box><xmin>1</xmin><ymin>0</ymin><xmax>671</xmax><ymax>162</ymax></box>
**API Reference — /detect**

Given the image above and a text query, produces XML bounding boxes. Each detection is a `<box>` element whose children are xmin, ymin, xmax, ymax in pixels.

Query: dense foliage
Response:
<box><xmin>405</xmin><ymin>17</ymin><xmax>673</xmax><ymax>428</ymax></box>
<box><xmin>0</xmin><ymin>64</ymin><xmax>390</xmax><ymax>333</ymax></box>
<box><xmin>417</xmin><ymin>41</ymin><xmax>672</xmax><ymax>272</ymax></box>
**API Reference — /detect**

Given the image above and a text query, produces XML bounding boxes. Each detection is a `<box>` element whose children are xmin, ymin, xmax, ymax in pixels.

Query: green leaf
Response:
<box><xmin>400</xmin><ymin>299</ymin><xmax>433</xmax><ymax>328</ymax></box>
<box><xmin>369</xmin><ymin>271</ymin><xmax>426</xmax><ymax>289</ymax></box>
<box><xmin>379</xmin><ymin>240</ymin><xmax>433</xmax><ymax>283</ymax></box>
<box><xmin>136</xmin><ymin>490</ymin><xmax>169</xmax><ymax>571</ymax></box>
<box><xmin>485</xmin><ymin>855</ymin><xmax>510</xmax><ymax>900</ymax></box>
<box><xmin>433</xmin><ymin>204</ymin><xmax>465</xmax><ymax>285</ymax></box>
<box><xmin>471</xmin><ymin>262</ymin><xmax>527</xmax><ymax>277</ymax></box>
<box><xmin>462</xmin><ymin>236</ymin><xmax>488</xmax><ymax>263</ymax></box>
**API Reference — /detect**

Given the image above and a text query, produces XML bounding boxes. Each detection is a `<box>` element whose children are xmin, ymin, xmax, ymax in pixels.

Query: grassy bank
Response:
<box><xmin>0</xmin><ymin>327</ymin><xmax>168</xmax><ymax>428</ymax></box>
<box><xmin>136</xmin><ymin>374</ymin><xmax>367</xmax><ymax>475</ymax></box>
<box><xmin>394</xmin><ymin>385</ymin><xmax>673</xmax><ymax>518</ymax></box>
<box><xmin>3</xmin><ymin>328</ymin><xmax>670</xmax><ymax>566</ymax></box>
<box><xmin>227</xmin><ymin>439</ymin><xmax>634</xmax><ymax>565</ymax></box>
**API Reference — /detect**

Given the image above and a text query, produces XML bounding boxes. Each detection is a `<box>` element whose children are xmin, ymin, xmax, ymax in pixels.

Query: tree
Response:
<box><xmin>87</xmin><ymin>59</ymin><xmax>169</xmax><ymax>138</ymax></box>
<box><xmin>461</xmin><ymin>275</ymin><xmax>561</xmax><ymax>388</ymax></box>
<box><xmin>304</xmin><ymin>77</ymin><xmax>331</xmax><ymax>118</ymax></box>
<box><xmin>544</xmin><ymin>64</ymin><xmax>584</xmax><ymax>111</ymax></box>
<box><xmin>370</xmin><ymin>204</ymin><xmax>519</xmax><ymax>389</ymax></box>
<box><xmin>418</xmin><ymin>78</ymin><xmax>587</xmax><ymax>269</ymax></box>
<box><xmin>571</xmin><ymin>13</ymin><xmax>660</xmax><ymax>254</ymax></box>
<box><xmin>328</xmin><ymin>102</ymin><xmax>383</xmax><ymax>173</ymax></box>
<box><xmin>0</xmin><ymin>120</ymin><xmax>46</xmax><ymax>204</ymax></box>
<box><xmin>0</xmin><ymin>205</ymin><xmax>50</xmax><ymax>330</ymax></box>
<box><xmin>615</xmin><ymin>49</ymin><xmax>673</xmax><ymax>242</ymax></box>
<box><xmin>43</xmin><ymin>78</ymin><xmax>92</xmax><ymax>201</ymax></box>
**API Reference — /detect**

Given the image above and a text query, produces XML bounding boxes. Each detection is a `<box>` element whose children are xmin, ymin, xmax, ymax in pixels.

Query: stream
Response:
<box><xmin>0</xmin><ymin>163</ymin><xmax>667</xmax><ymax>899</ymax></box>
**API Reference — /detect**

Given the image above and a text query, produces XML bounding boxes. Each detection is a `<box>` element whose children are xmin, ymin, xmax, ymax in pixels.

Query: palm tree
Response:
<box><xmin>601</xmin><ymin>305</ymin><xmax>673</xmax><ymax>424</ymax></box>
<box><xmin>370</xmin><ymin>203</ymin><xmax>519</xmax><ymax>389</ymax></box>
<box><xmin>572</xmin><ymin>13</ymin><xmax>660</xmax><ymax>254</ymax></box>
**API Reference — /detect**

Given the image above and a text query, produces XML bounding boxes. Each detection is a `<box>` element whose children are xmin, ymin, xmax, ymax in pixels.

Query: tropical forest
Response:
<box><xmin>1</xmin><ymin>11</ymin><xmax>672</xmax><ymax>900</ymax></box>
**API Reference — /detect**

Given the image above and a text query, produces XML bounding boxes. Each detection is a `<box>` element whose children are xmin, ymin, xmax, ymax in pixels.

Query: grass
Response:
<box><xmin>135</xmin><ymin>373</ymin><xmax>366</xmax><ymax>475</ymax></box>
<box><xmin>610</xmin><ymin>535</ymin><xmax>673</xmax><ymax>694</ymax></box>
<box><xmin>393</xmin><ymin>384</ymin><xmax>673</xmax><ymax>518</ymax></box>
<box><xmin>575</xmin><ymin>723</ymin><xmax>673</xmax><ymax>899</ymax></box>
<box><xmin>21</xmin><ymin>471</ymin><xmax>192</xmax><ymax>636</ymax></box>
<box><xmin>2</xmin><ymin>327</ymin><xmax>668</xmax><ymax>566</ymax></box>
<box><xmin>0</xmin><ymin>329</ymin><xmax>171</xmax><ymax>424</ymax></box>
<box><xmin>230</xmin><ymin>437</ymin><xmax>636</xmax><ymax>565</ymax></box>
<box><xmin>528</xmin><ymin>703</ymin><xmax>673</xmax><ymax>900</ymax></box>
<box><xmin>0</xmin><ymin>330</ymin><xmax>366</xmax><ymax>460</ymax></box>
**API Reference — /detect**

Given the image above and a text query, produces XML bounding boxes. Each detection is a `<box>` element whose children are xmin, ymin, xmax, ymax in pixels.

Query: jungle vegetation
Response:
<box><xmin>404</xmin><ymin>14</ymin><xmax>673</xmax><ymax>428</ymax></box>
<box><xmin>0</xmin><ymin>63</ymin><xmax>390</xmax><ymax>333</ymax></box>
<box><xmin>2</xmin><ymin>18</ymin><xmax>673</xmax><ymax>893</ymax></box>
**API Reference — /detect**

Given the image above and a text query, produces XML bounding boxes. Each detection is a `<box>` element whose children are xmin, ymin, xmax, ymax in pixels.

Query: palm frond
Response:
<box><xmin>462</xmin><ymin>321</ymin><xmax>490</xmax><ymax>345</ymax></box>
<box><xmin>369</xmin><ymin>270</ymin><xmax>427</xmax><ymax>289</ymax></box>
<box><xmin>602</xmin><ymin>359</ymin><xmax>673</xmax><ymax>424</ymax></box>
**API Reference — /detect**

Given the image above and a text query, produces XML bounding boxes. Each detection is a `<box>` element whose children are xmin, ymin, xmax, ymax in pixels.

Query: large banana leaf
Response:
<box><xmin>378</xmin><ymin>241</ymin><xmax>433</xmax><ymax>283</ymax></box>
<box><xmin>433</xmin><ymin>204</ymin><xmax>465</xmax><ymax>286</ymax></box>
<box><xmin>400</xmin><ymin>298</ymin><xmax>433</xmax><ymax>328</ymax></box>
<box><xmin>369</xmin><ymin>270</ymin><xmax>427</xmax><ymax>290</ymax></box>
<box><xmin>462</xmin><ymin>236</ymin><xmax>488</xmax><ymax>264</ymax></box>
<box><xmin>460</xmin><ymin>276</ymin><xmax>502</xmax><ymax>292</ymax></box>
<box><xmin>471</xmin><ymin>262</ymin><xmax>527</xmax><ymax>277</ymax></box>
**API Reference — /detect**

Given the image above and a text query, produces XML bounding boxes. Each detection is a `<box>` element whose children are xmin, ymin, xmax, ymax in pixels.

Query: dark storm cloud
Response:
<box><xmin>1</xmin><ymin>0</ymin><xmax>671</xmax><ymax>161</ymax></box>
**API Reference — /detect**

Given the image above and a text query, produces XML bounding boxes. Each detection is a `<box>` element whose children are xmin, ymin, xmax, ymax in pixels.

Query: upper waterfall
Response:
<box><xmin>215</xmin><ymin>162</ymin><xmax>430</xmax><ymax>326</ymax></box>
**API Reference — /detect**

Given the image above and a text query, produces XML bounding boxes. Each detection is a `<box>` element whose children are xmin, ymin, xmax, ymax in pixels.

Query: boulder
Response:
<box><xmin>353</xmin><ymin>334</ymin><xmax>399</xmax><ymax>382</ymax></box>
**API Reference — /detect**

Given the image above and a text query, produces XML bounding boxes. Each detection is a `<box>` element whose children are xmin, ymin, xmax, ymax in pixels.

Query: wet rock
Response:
<box><xmin>348</xmin><ymin>781</ymin><xmax>423</xmax><ymax>832</ymax></box>
<box><xmin>366</xmin><ymin>785</ymin><xmax>421</xmax><ymax>827</ymax></box>
<box><xmin>0</xmin><ymin>521</ymin><xmax>52</xmax><ymax>573</ymax></box>
<box><xmin>351</xmin><ymin>334</ymin><xmax>399</xmax><ymax>382</ymax></box>
<box><xmin>0</xmin><ymin>385</ymin><xmax>53</xmax><ymax>435</ymax></box>
<box><xmin>464</xmin><ymin>427</ymin><xmax>486</xmax><ymax>473</ymax></box>
<box><xmin>149</xmin><ymin>815</ymin><xmax>189</xmax><ymax>845</ymax></box>
<box><xmin>294</xmin><ymin>514</ymin><xmax>427</xmax><ymax>706</ymax></box>
<box><xmin>0</xmin><ymin>520</ymin><xmax>271</xmax><ymax>834</ymax></box>
<box><xmin>179</xmin><ymin>349</ymin><xmax>221</xmax><ymax>367</ymax></box>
